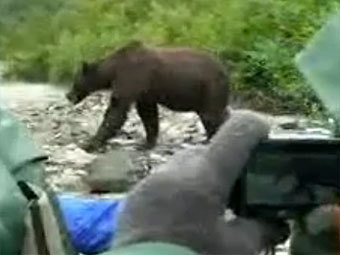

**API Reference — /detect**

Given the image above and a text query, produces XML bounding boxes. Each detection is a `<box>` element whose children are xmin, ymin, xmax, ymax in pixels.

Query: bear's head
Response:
<box><xmin>66</xmin><ymin>61</ymin><xmax>108</xmax><ymax>104</ymax></box>
<box><xmin>66</xmin><ymin>40</ymin><xmax>145</xmax><ymax>104</ymax></box>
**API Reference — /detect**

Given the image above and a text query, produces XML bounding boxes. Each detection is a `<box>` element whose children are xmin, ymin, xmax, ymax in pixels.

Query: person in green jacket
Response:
<box><xmin>1</xmin><ymin>103</ymin><xmax>291</xmax><ymax>255</ymax></box>
<box><xmin>0</xmin><ymin>105</ymin><xmax>46</xmax><ymax>255</ymax></box>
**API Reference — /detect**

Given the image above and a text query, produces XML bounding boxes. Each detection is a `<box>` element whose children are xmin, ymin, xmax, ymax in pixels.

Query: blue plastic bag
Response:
<box><xmin>57</xmin><ymin>194</ymin><xmax>125</xmax><ymax>254</ymax></box>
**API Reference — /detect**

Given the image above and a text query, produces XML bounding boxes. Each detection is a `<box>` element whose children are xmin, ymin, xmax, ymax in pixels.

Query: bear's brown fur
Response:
<box><xmin>66</xmin><ymin>41</ymin><xmax>230</xmax><ymax>152</ymax></box>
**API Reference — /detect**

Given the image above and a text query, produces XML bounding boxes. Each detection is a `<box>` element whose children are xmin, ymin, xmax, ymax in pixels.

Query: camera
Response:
<box><xmin>232</xmin><ymin>131</ymin><xmax>340</xmax><ymax>219</ymax></box>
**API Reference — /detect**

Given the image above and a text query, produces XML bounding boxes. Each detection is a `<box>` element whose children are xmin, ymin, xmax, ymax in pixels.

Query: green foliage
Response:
<box><xmin>0</xmin><ymin>0</ymin><xmax>338</xmax><ymax>113</ymax></box>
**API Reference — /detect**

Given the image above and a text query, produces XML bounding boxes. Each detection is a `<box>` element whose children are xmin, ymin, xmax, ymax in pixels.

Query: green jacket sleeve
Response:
<box><xmin>0</xmin><ymin>106</ymin><xmax>46</xmax><ymax>255</ymax></box>
<box><xmin>102</xmin><ymin>242</ymin><xmax>198</xmax><ymax>255</ymax></box>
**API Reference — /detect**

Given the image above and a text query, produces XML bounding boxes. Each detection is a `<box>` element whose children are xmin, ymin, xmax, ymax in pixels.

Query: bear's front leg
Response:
<box><xmin>136</xmin><ymin>99</ymin><xmax>159</xmax><ymax>149</ymax></box>
<box><xmin>82</xmin><ymin>96</ymin><xmax>131</xmax><ymax>152</ymax></box>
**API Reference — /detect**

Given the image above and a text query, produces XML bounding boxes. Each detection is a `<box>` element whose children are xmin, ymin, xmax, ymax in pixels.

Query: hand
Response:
<box><xmin>305</xmin><ymin>204</ymin><xmax>340</xmax><ymax>235</ymax></box>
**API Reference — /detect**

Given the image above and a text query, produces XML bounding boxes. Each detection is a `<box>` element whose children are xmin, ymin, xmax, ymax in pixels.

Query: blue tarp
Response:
<box><xmin>57</xmin><ymin>194</ymin><xmax>125</xmax><ymax>254</ymax></box>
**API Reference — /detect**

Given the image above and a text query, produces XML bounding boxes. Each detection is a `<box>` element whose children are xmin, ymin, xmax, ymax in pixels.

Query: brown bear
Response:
<box><xmin>66</xmin><ymin>41</ymin><xmax>230</xmax><ymax>152</ymax></box>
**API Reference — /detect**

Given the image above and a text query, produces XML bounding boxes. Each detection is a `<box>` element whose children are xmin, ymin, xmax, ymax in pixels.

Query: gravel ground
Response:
<box><xmin>0</xmin><ymin>83</ymin><xmax>223</xmax><ymax>191</ymax></box>
<box><xmin>1</xmin><ymin>82</ymin><xmax>330</xmax><ymax>255</ymax></box>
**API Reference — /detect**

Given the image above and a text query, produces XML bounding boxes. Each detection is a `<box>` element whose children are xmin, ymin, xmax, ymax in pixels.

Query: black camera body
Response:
<box><xmin>233</xmin><ymin>133</ymin><xmax>340</xmax><ymax>219</ymax></box>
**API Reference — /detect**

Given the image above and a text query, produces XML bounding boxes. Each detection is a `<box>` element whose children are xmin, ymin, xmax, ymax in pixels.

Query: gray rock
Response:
<box><xmin>84</xmin><ymin>149</ymin><xmax>133</xmax><ymax>193</ymax></box>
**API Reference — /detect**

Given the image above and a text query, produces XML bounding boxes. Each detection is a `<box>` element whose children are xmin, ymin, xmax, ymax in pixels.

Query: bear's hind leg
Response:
<box><xmin>136</xmin><ymin>100</ymin><xmax>159</xmax><ymax>149</ymax></box>
<box><xmin>198</xmin><ymin>111</ymin><xmax>226</xmax><ymax>140</ymax></box>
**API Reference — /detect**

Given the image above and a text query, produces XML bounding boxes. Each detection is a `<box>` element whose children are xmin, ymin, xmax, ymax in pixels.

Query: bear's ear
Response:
<box><xmin>117</xmin><ymin>40</ymin><xmax>144</xmax><ymax>55</ymax></box>
<box><xmin>126</xmin><ymin>40</ymin><xmax>143</xmax><ymax>49</ymax></box>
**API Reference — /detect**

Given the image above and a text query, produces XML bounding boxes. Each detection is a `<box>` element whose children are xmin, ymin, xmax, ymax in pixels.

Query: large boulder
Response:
<box><xmin>84</xmin><ymin>149</ymin><xmax>133</xmax><ymax>193</ymax></box>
